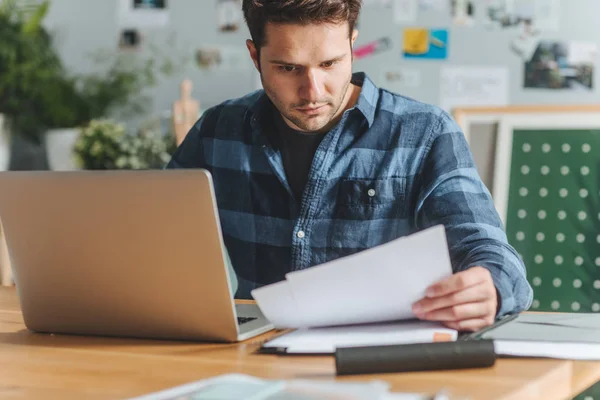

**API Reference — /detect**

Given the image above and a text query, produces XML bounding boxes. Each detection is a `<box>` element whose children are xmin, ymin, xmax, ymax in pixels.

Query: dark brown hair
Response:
<box><xmin>242</xmin><ymin>0</ymin><xmax>362</xmax><ymax>51</ymax></box>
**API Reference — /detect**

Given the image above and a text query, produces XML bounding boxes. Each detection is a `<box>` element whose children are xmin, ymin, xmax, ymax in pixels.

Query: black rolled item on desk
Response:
<box><xmin>335</xmin><ymin>339</ymin><xmax>496</xmax><ymax>376</ymax></box>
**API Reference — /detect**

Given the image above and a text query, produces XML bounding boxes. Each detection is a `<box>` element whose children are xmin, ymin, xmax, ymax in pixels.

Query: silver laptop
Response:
<box><xmin>0</xmin><ymin>169</ymin><xmax>273</xmax><ymax>342</ymax></box>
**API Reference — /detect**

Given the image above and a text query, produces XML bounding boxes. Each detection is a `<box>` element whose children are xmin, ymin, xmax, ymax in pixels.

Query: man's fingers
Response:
<box><xmin>413</xmin><ymin>282</ymin><xmax>492</xmax><ymax>315</ymax></box>
<box><xmin>417</xmin><ymin>301</ymin><xmax>494</xmax><ymax>323</ymax></box>
<box><xmin>444</xmin><ymin>318</ymin><xmax>491</xmax><ymax>332</ymax></box>
<box><xmin>425</xmin><ymin>266</ymin><xmax>491</xmax><ymax>298</ymax></box>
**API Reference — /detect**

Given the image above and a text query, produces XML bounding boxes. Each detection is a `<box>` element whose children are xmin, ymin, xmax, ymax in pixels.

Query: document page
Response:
<box><xmin>252</xmin><ymin>225</ymin><xmax>453</xmax><ymax>328</ymax></box>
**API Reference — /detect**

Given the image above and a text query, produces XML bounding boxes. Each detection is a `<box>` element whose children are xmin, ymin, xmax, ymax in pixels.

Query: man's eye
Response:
<box><xmin>322</xmin><ymin>61</ymin><xmax>335</xmax><ymax>68</ymax></box>
<box><xmin>280</xmin><ymin>66</ymin><xmax>296</xmax><ymax>72</ymax></box>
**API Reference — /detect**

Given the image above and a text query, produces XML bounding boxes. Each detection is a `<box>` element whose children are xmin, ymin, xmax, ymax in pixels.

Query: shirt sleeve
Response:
<box><xmin>414</xmin><ymin>110</ymin><xmax>533</xmax><ymax>317</ymax></box>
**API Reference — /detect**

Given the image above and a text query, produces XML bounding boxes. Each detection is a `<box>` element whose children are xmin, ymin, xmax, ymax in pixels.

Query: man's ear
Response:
<box><xmin>350</xmin><ymin>29</ymin><xmax>359</xmax><ymax>61</ymax></box>
<box><xmin>246</xmin><ymin>39</ymin><xmax>260</xmax><ymax>71</ymax></box>
<box><xmin>351</xmin><ymin>28</ymin><xmax>359</xmax><ymax>46</ymax></box>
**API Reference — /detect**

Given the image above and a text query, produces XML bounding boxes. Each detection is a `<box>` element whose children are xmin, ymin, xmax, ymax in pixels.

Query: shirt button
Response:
<box><xmin>368</xmin><ymin>189</ymin><xmax>376</xmax><ymax>197</ymax></box>
<box><xmin>296</xmin><ymin>230</ymin><xmax>305</xmax><ymax>239</ymax></box>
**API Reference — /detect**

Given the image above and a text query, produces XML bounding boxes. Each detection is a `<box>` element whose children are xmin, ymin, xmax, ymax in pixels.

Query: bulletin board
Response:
<box><xmin>493</xmin><ymin>113</ymin><xmax>600</xmax><ymax>313</ymax></box>
<box><xmin>42</xmin><ymin>0</ymin><xmax>600</xmax><ymax>117</ymax></box>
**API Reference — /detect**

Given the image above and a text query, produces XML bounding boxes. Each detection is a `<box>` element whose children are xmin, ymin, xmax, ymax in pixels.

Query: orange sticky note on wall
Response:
<box><xmin>403</xmin><ymin>28</ymin><xmax>429</xmax><ymax>55</ymax></box>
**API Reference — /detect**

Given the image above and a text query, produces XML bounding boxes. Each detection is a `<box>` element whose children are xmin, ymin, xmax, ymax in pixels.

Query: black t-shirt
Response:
<box><xmin>273</xmin><ymin>111</ymin><xmax>327</xmax><ymax>202</ymax></box>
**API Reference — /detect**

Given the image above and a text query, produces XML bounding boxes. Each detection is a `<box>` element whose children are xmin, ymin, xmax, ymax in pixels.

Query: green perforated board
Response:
<box><xmin>505</xmin><ymin>129</ymin><xmax>600</xmax><ymax>313</ymax></box>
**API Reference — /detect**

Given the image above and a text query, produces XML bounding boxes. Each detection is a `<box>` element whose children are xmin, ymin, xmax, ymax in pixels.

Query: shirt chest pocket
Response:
<box><xmin>334</xmin><ymin>177</ymin><xmax>407</xmax><ymax>220</ymax></box>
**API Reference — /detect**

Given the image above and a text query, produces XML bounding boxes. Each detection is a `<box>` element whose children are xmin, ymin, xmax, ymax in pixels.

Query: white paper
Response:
<box><xmin>510</xmin><ymin>32</ymin><xmax>540</xmax><ymax>60</ymax></box>
<box><xmin>393</xmin><ymin>0</ymin><xmax>418</xmax><ymax>23</ymax></box>
<box><xmin>252</xmin><ymin>225</ymin><xmax>453</xmax><ymax>329</ymax></box>
<box><xmin>440</xmin><ymin>66</ymin><xmax>509</xmax><ymax>112</ymax></box>
<box><xmin>568</xmin><ymin>42</ymin><xmax>599</xmax><ymax>65</ymax></box>
<box><xmin>516</xmin><ymin>313</ymin><xmax>600</xmax><ymax>330</ymax></box>
<box><xmin>117</xmin><ymin>0</ymin><xmax>169</xmax><ymax>28</ymax></box>
<box><xmin>128</xmin><ymin>373</ymin><xmax>393</xmax><ymax>400</ymax></box>
<box><xmin>381</xmin><ymin>68</ymin><xmax>422</xmax><ymax>88</ymax></box>
<box><xmin>248</xmin><ymin>281</ymin><xmax>308</xmax><ymax>329</ymax></box>
<box><xmin>494</xmin><ymin>341</ymin><xmax>600</xmax><ymax>360</ymax></box>
<box><xmin>263</xmin><ymin>320</ymin><xmax>457</xmax><ymax>354</ymax></box>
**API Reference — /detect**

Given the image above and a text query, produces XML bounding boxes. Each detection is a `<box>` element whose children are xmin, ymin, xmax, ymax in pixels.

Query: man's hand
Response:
<box><xmin>412</xmin><ymin>266</ymin><xmax>498</xmax><ymax>332</ymax></box>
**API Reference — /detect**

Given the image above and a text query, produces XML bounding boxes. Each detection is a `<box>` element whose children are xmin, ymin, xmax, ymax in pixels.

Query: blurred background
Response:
<box><xmin>0</xmin><ymin>0</ymin><xmax>598</xmax><ymax>172</ymax></box>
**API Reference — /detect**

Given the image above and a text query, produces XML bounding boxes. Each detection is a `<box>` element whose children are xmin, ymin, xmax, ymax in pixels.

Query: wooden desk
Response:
<box><xmin>1</xmin><ymin>287</ymin><xmax>598</xmax><ymax>400</ymax></box>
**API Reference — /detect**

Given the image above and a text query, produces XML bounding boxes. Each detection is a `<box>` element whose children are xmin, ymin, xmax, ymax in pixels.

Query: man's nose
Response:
<box><xmin>299</xmin><ymin>69</ymin><xmax>324</xmax><ymax>103</ymax></box>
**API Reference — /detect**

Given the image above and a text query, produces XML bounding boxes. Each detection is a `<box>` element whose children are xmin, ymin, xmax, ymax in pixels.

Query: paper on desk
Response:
<box><xmin>128</xmin><ymin>373</ymin><xmax>396</xmax><ymax>400</ymax></box>
<box><xmin>251</xmin><ymin>225</ymin><xmax>453</xmax><ymax>329</ymax></box>
<box><xmin>263</xmin><ymin>320</ymin><xmax>457</xmax><ymax>354</ymax></box>
<box><xmin>494</xmin><ymin>341</ymin><xmax>600</xmax><ymax>361</ymax></box>
<box><xmin>481</xmin><ymin>313</ymin><xmax>600</xmax><ymax>344</ymax></box>
<box><xmin>249</xmin><ymin>280</ymin><xmax>310</xmax><ymax>328</ymax></box>
<box><xmin>517</xmin><ymin>313</ymin><xmax>600</xmax><ymax>330</ymax></box>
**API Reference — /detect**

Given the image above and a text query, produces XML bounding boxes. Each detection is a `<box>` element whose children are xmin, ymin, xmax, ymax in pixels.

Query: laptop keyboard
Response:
<box><xmin>237</xmin><ymin>316</ymin><xmax>257</xmax><ymax>325</ymax></box>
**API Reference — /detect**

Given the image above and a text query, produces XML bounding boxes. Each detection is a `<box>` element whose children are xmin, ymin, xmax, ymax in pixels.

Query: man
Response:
<box><xmin>167</xmin><ymin>0</ymin><xmax>533</xmax><ymax>331</ymax></box>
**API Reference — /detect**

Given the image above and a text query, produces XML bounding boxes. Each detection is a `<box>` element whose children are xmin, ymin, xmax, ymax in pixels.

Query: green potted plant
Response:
<box><xmin>0</xmin><ymin>0</ymin><xmax>62</xmax><ymax>169</ymax></box>
<box><xmin>43</xmin><ymin>51</ymin><xmax>169</xmax><ymax>171</ymax></box>
<box><xmin>0</xmin><ymin>0</ymin><xmax>180</xmax><ymax>170</ymax></box>
<box><xmin>72</xmin><ymin>119</ymin><xmax>175</xmax><ymax>170</ymax></box>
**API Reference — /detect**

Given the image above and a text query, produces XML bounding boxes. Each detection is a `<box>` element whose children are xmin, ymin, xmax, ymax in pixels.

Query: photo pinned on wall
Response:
<box><xmin>195</xmin><ymin>46</ymin><xmax>249</xmax><ymax>71</ymax></box>
<box><xmin>484</xmin><ymin>0</ymin><xmax>534</xmax><ymax>29</ymax></box>
<box><xmin>119</xmin><ymin>29</ymin><xmax>141</xmax><ymax>50</ymax></box>
<box><xmin>353</xmin><ymin>37</ymin><xmax>392</xmax><ymax>60</ymax></box>
<box><xmin>402</xmin><ymin>28</ymin><xmax>448</xmax><ymax>60</ymax></box>
<box><xmin>134</xmin><ymin>0</ymin><xmax>165</xmax><ymax>9</ymax></box>
<box><xmin>524</xmin><ymin>41</ymin><xmax>597</xmax><ymax>91</ymax></box>
<box><xmin>484</xmin><ymin>0</ymin><xmax>560</xmax><ymax>32</ymax></box>
<box><xmin>393</xmin><ymin>0</ymin><xmax>418</xmax><ymax>23</ymax></box>
<box><xmin>217</xmin><ymin>0</ymin><xmax>243</xmax><ymax>32</ymax></box>
<box><xmin>451</xmin><ymin>0</ymin><xmax>475</xmax><ymax>26</ymax></box>
<box><xmin>117</xmin><ymin>0</ymin><xmax>169</xmax><ymax>27</ymax></box>
<box><xmin>380</xmin><ymin>68</ymin><xmax>422</xmax><ymax>88</ymax></box>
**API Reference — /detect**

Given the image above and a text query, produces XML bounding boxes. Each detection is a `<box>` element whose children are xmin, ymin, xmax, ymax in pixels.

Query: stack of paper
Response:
<box><xmin>251</xmin><ymin>225</ymin><xmax>453</xmax><ymax>329</ymax></box>
<box><xmin>261</xmin><ymin>320</ymin><xmax>457</xmax><ymax>354</ymax></box>
<box><xmin>128</xmin><ymin>373</ymin><xmax>432</xmax><ymax>400</ymax></box>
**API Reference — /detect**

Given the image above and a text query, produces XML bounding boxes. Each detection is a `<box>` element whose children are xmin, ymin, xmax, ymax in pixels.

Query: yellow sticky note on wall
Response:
<box><xmin>403</xmin><ymin>28</ymin><xmax>429</xmax><ymax>55</ymax></box>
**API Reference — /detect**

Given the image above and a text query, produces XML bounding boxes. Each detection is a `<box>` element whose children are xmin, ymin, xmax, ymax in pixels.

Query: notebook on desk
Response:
<box><xmin>467</xmin><ymin>313</ymin><xmax>600</xmax><ymax>360</ymax></box>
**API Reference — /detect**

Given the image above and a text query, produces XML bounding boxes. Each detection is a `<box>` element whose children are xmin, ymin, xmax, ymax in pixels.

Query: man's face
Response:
<box><xmin>248</xmin><ymin>22</ymin><xmax>358</xmax><ymax>134</ymax></box>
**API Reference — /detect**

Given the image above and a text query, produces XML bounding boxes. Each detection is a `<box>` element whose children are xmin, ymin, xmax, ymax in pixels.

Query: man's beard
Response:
<box><xmin>261</xmin><ymin>75</ymin><xmax>352</xmax><ymax>134</ymax></box>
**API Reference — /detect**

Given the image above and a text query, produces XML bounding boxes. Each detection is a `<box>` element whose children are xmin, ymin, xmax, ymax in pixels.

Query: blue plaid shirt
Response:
<box><xmin>166</xmin><ymin>72</ymin><xmax>533</xmax><ymax>317</ymax></box>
